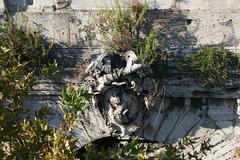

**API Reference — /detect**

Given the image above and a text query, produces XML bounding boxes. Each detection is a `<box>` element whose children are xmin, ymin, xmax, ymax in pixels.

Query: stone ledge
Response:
<box><xmin>0</xmin><ymin>0</ymin><xmax>4</xmax><ymax>12</ymax></box>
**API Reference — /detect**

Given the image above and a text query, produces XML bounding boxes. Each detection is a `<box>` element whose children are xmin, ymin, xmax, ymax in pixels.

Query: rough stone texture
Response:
<box><xmin>178</xmin><ymin>0</ymin><xmax>240</xmax><ymax>10</ymax></box>
<box><xmin>187</xmin><ymin>10</ymin><xmax>240</xmax><ymax>48</ymax></box>
<box><xmin>6</xmin><ymin>0</ymin><xmax>240</xmax><ymax>11</ymax></box>
<box><xmin>71</xmin><ymin>0</ymin><xmax>175</xmax><ymax>10</ymax></box>
<box><xmin>2</xmin><ymin>1</ymin><xmax>240</xmax><ymax>159</ymax></box>
<box><xmin>14</xmin><ymin>9</ymin><xmax>240</xmax><ymax>54</ymax></box>
<box><xmin>5</xmin><ymin>0</ymin><xmax>28</xmax><ymax>12</ymax></box>
<box><xmin>16</xmin><ymin>8</ymin><xmax>240</xmax><ymax>157</ymax></box>
<box><xmin>144</xmin><ymin>98</ymin><xmax>240</xmax><ymax>160</ymax></box>
<box><xmin>24</xmin><ymin>91</ymin><xmax>240</xmax><ymax>159</ymax></box>
<box><xmin>0</xmin><ymin>0</ymin><xmax>4</xmax><ymax>12</ymax></box>
<box><xmin>24</xmin><ymin>97</ymin><xmax>111</xmax><ymax>147</ymax></box>
<box><xmin>6</xmin><ymin>0</ymin><xmax>174</xmax><ymax>11</ymax></box>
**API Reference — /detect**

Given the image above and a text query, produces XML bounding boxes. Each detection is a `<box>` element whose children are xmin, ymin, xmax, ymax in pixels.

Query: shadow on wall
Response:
<box><xmin>9</xmin><ymin>4</ymin><xmax>240</xmax><ymax>146</ymax></box>
<box><xmin>10</xmin><ymin>9</ymin><xmax>198</xmax><ymax>77</ymax></box>
<box><xmin>138</xmin><ymin>96</ymin><xmax>238</xmax><ymax>144</ymax></box>
<box><xmin>12</xmin><ymin>6</ymin><xmax>239</xmax><ymax>63</ymax></box>
<box><xmin>144</xmin><ymin>8</ymin><xmax>240</xmax><ymax>54</ymax></box>
<box><xmin>144</xmin><ymin>9</ymin><xmax>197</xmax><ymax>54</ymax></box>
<box><xmin>5</xmin><ymin>0</ymin><xmax>33</xmax><ymax>12</ymax></box>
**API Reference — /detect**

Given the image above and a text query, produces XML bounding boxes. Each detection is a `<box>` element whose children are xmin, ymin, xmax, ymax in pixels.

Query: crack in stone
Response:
<box><xmin>164</xmin><ymin>107</ymin><xmax>190</xmax><ymax>142</ymax></box>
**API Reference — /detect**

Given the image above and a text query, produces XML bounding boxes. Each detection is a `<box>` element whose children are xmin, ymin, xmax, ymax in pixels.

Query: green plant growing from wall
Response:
<box><xmin>163</xmin><ymin>136</ymin><xmax>213</xmax><ymax>160</ymax></box>
<box><xmin>181</xmin><ymin>47</ymin><xmax>240</xmax><ymax>86</ymax></box>
<box><xmin>94</xmin><ymin>0</ymin><xmax>148</xmax><ymax>52</ymax></box>
<box><xmin>0</xmin><ymin>15</ymin><xmax>89</xmax><ymax>159</ymax></box>
<box><xmin>41</xmin><ymin>59</ymin><xmax>64</xmax><ymax>79</ymax></box>
<box><xmin>0</xmin><ymin>6</ymin><xmax>218</xmax><ymax>160</ymax></box>
<box><xmin>85</xmin><ymin>0</ymin><xmax>166</xmax><ymax>69</ymax></box>
<box><xmin>61</xmin><ymin>84</ymin><xmax>92</xmax><ymax>129</ymax></box>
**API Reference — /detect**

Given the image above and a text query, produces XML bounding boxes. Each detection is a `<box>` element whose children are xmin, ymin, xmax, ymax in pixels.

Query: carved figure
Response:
<box><xmin>83</xmin><ymin>51</ymin><xmax>154</xmax><ymax>136</ymax></box>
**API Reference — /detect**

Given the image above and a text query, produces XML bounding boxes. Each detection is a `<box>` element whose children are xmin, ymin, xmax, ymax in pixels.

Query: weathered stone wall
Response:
<box><xmin>4</xmin><ymin>0</ymin><xmax>240</xmax><ymax>10</ymax></box>
<box><xmin>2</xmin><ymin>0</ymin><xmax>240</xmax><ymax>159</ymax></box>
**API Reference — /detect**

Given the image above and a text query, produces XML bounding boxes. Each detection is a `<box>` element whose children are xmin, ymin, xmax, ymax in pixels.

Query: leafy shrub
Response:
<box><xmin>0</xmin><ymin>16</ymin><xmax>87</xmax><ymax>159</ymax></box>
<box><xmin>181</xmin><ymin>47</ymin><xmax>239</xmax><ymax>86</ymax></box>
<box><xmin>41</xmin><ymin>59</ymin><xmax>64</xmax><ymax>79</ymax></box>
<box><xmin>61</xmin><ymin>84</ymin><xmax>92</xmax><ymax>128</ymax></box>
<box><xmin>80</xmin><ymin>136</ymin><xmax>212</xmax><ymax>160</ymax></box>
<box><xmin>61</xmin><ymin>84</ymin><xmax>92</xmax><ymax>111</ymax></box>
<box><xmin>0</xmin><ymin>17</ymin><xmax>50</xmax><ymax>72</ymax></box>
<box><xmin>163</xmin><ymin>136</ymin><xmax>212</xmax><ymax>160</ymax></box>
<box><xmin>8</xmin><ymin>118</ymin><xmax>78</xmax><ymax>159</ymax></box>
<box><xmin>82</xmin><ymin>139</ymin><xmax>160</xmax><ymax>160</ymax></box>
<box><xmin>0</xmin><ymin>18</ymin><xmax>50</xmax><ymax>157</ymax></box>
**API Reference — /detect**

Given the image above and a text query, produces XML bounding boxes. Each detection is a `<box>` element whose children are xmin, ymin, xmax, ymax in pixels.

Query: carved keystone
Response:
<box><xmin>83</xmin><ymin>51</ymin><xmax>154</xmax><ymax>137</ymax></box>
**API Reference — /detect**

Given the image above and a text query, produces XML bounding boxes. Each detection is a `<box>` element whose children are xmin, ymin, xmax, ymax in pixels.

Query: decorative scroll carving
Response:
<box><xmin>83</xmin><ymin>51</ymin><xmax>155</xmax><ymax>136</ymax></box>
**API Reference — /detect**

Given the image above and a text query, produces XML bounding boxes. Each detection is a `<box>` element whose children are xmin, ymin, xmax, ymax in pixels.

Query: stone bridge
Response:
<box><xmin>2</xmin><ymin>0</ymin><xmax>240</xmax><ymax>159</ymax></box>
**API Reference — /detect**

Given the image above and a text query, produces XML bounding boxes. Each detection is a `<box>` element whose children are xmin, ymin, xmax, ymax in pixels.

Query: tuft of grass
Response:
<box><xmin>86</xmin><ymin>0</ymin><xmax>167</xmax><ymax>71</ymax></box>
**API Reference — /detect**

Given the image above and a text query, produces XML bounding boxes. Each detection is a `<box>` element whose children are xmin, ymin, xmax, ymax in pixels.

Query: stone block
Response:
<box><xmin>167</xmin><ymin>109</ymin><xmax>201</xmax><ymax>143</ymax></box>
<box><xmin>91</xmin><ymin>107</ymin><xmax>111</xmax><ymax>136</ymax></box>
<box><xmin>187</xmin><ymin>10</ymin><xmax>240</xmax><ymax>48</ymax></box>
<box><xmin>80</xmin><ymin>107</ymin><xmax>111</xmax><ymax>141</ymax></box>
<box><xmin>71</xmin><ymin>0</ymin><xmax>115</xmax><ymax>10</ymax></box>
<box><xmin>155</xmin><ymin>106</ymin><xmax>186</xmax><ymax>142</ymax></box>
<box><xmin>215</xmin><ymin>121</ymin><xmax>234</xmax><ymax>134</ymax></box>
<box><xmin>206</xmin><ymin>134</ymin><xmax>239</xmax><ymax>160</ymax></box>
<box><xmin>69</xmin><ymin>11</ymin><xmax>98</xmax><ymax>47</ymax></box>
<box><xmin>208</xmin><ymin>99</ymin><xmax>235</xmax><ymax>121</ymax></box>
<box><xmin>140</xmin><ymin>99</ymin><xmax>170</xmax><ymax>140</ymax></box>
<box><xmin>15</xmin><ymin>12</ymin><xmax>71</xmax><ymax>45</ymax></box>
<box><xmin>0</xmin><ymin>0</ymin><xmax>4</xmax><ymax>12</ymax></box>
<box><xmin>141</xmin><ymin>111</ymin><xmax>164</xmax><ymax>141</ymax></box>
<box><xmin>72</xmin><ymin>124</ymin><xmax>92</xmax><ymax>147</ymax></box>
<box><xmin>55</xmin><ymin>0</ymin><xmax>71</xmax><ymax>9</ymax></box>
<box><xmin>190</xmin><ymin>118</ymin><xmax>216</xmax><ymax>139</ymax></box>
<box><xmin>178</xmin><ymin>0</ymin><xmax>240</xmax><ymax>10</ymax></box>
<box><xmin>208</xmin><ymin>130</ymin><xmax>226</xmax><ymax>146</ymax></box>
<box><xmin>150</xmin><ymin>0</ymin><xmax>175</xmax><ymax>9</ymax></box>
<box><xmin>71</xmin><ymin>0</ymin><xmax>174</xmax><ymax>10</ymax></box>
<box><xmin>32</xmin><ymin>0</ymin><xmax>55</xmax><ymax>7</ymax></box>
<box><xmin>6</xmin><ymin>0</ymin><xmax>27</xmax><ymax>11</ymax></box>
<box><xmin>234</xmin><ymin>126</ymin><xmax>240</xmax><ymax>136</ymax></box>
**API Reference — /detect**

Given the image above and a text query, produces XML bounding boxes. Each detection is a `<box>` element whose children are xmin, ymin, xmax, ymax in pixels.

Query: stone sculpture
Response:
<box><xmin>83</xmin><ymin>51</ymin><xmax>155</xmax><ymax>137</ymax></box>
